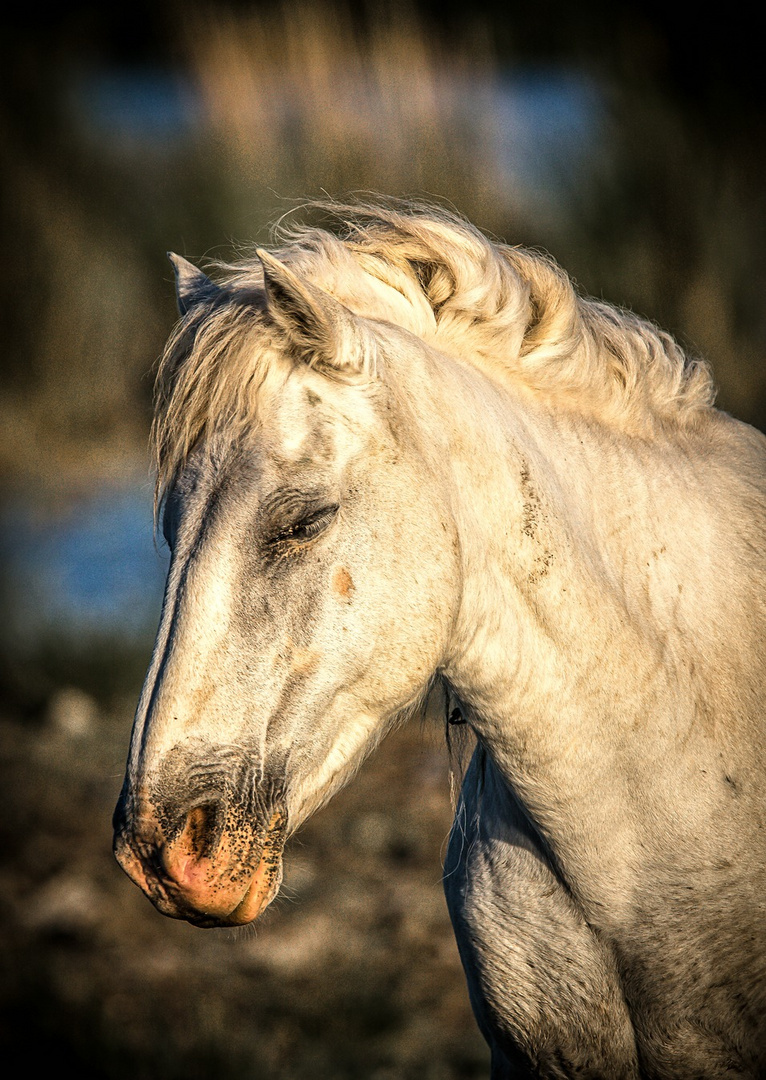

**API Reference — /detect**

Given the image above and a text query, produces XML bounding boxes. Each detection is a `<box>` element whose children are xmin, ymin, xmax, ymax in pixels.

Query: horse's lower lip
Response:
<box><xmin>159</xmin><ymin>806</ymin><xmax>287</xmax><ymax>926</ymax></box>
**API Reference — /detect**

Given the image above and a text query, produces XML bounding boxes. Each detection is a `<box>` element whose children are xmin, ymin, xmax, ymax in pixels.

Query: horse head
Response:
<box><xmin>113</xmin><ymin>249</ymin><xmax>460</xmax><ymax>926</ymax></box>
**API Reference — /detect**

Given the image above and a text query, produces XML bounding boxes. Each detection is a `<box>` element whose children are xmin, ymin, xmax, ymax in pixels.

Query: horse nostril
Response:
<box><xmin>160</xmin><ymin>800</ymin><xmax>234</xmax><ymax>904</ymax></box>
<box><xmin>178</xmin><ymin>802</ymin><xmax>220</xmax><ymax>862</ymax></box>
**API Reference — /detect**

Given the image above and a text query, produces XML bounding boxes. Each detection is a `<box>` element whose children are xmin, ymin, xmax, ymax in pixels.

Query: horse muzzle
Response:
<box><xmin>113</xmin><ymin>795</ymin><xmax>287</xmax><ymax>928</ymax></box>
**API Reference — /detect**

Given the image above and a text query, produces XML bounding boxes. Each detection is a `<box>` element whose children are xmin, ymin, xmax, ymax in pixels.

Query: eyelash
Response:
<box><xmin>270</xmin><ymin>505</ymin><xmax>339</xmax><ymax>550</ymax></box>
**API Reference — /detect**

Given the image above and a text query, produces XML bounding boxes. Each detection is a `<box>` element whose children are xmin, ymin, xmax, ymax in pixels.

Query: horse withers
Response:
<box><xmin>113</xmin><ymin>203</ymin><xmax>766</xmax><ymax>1077</ymax></box>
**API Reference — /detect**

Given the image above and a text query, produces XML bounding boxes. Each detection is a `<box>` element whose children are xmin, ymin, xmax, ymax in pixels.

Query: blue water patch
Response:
<box><xmin>494</xmin><ymin>68</ymin><xmax>604</xmax><ymax>197</ymax></box>
<box><xmin>0</xmin><ymin>485</ymin><xmax>169</xmax><ymax>649</ymax></box>
<box><xmin>70</xmin><ymin>67</ymin><xmax>202</xmax><ymax>144</ymax></box>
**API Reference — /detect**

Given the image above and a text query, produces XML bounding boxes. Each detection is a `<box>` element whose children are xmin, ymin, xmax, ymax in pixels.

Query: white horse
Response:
<box><xmin>113</xmin><ymin>202</ymin><xmax>766</xmax><ymax>1077</ymax></box>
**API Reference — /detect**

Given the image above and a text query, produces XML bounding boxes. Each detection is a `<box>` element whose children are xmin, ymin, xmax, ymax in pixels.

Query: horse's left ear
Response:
<box><xmin>257</xmin><ymin>248</ymin><xmax>372</xmax><ymax>377</ymax></box>
<box><xmin>168</xmin><ymin>253</ymin><xmax>221</xmax><ymax>316</ymax></box>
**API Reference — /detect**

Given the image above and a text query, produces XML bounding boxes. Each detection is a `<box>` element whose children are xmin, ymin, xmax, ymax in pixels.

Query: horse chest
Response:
<box><xmin>444</xmin><ymin>748</ymin><xmax>766</xmax><ymax>1077</ymax></box>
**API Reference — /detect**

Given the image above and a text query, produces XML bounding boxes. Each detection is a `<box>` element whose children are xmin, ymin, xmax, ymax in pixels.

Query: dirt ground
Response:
<box><xmin>0</xmin><ymin>687</ymin><xmax>490</xmax><ymax>1079</ymax></box>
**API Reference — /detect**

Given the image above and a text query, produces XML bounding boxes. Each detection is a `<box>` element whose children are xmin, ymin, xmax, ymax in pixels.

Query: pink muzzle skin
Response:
<box><xmin>115</xmin><ymin>809</ymin><xmax>286</xmax><ymax>928</ymax></box>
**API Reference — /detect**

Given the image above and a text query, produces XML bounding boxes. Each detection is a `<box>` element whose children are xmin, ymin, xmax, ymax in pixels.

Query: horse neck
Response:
<box><xmin>405</xmin><ymin>344</ymin><xmax>766</xmax><ymax>923</ymax></box>
<box><xmin>427</xmin><ymin>367</ymin><xmax>627</xmax><ymax>719</ymax></box>
<box><xmin>419</xmin><ymin>353</ymin><xmax>729</xmax><ymax>870</ymax></box>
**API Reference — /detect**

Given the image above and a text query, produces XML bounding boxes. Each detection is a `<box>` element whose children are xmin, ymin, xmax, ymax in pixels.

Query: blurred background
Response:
<box><xmin>1</xmin><ymin>2</ymin><xmax>764</xmax><ymax>1076</ymax></box>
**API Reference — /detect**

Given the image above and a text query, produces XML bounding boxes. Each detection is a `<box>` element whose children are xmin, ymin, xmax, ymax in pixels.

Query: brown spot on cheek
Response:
<box><xmin>332</xmin><ymin>566</ymin><xmax>355</xmax><ymax>601</ymax></box>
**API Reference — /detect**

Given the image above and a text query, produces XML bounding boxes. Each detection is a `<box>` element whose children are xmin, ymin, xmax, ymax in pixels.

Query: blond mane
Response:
<box><xmin>153</xmin><ymin>200</ymin><xmax>716</xmax><ymax>499</ymax></box>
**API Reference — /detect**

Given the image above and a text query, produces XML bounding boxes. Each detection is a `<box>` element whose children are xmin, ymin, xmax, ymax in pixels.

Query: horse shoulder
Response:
<box><xmin>443</xmin><ymin>747</ymin><xmax>639</xmax><ymax>1079</ymax></box>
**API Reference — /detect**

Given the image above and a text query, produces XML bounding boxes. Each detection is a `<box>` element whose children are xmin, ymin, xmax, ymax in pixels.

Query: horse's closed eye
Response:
<box><xmin>271</xmin><ymin>504</ymin><xmax>339</xmax><ymax>549</ymax></box>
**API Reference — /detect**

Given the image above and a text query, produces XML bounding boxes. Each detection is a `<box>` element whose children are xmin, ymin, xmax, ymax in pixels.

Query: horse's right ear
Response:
<box><xmin>257</xmin><ymin>248</ymin><xmax>374</xmax><ymax>378</ymax></box>
<box><xmin>168</xmin><ymin>253</ymin><xmax>221</xmax><ymax>316</ymax></box>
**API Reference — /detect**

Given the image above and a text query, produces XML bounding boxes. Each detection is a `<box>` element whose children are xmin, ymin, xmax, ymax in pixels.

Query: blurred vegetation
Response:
<box><xmin>1</xmin><ymin>0</ymin><xmax>765</xmax><ymax>496</ymax></box>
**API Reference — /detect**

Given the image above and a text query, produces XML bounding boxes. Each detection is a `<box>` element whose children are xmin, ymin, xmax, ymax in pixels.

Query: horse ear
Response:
<box><xmin>168</xmin><ymin>253</ymin><xmax>220</xmax><ymax>316</ymax></box>
<box><xmin>257</xmin><ymin>248</ymin><xmax>370</xmax><ymax>376</ymax></box>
